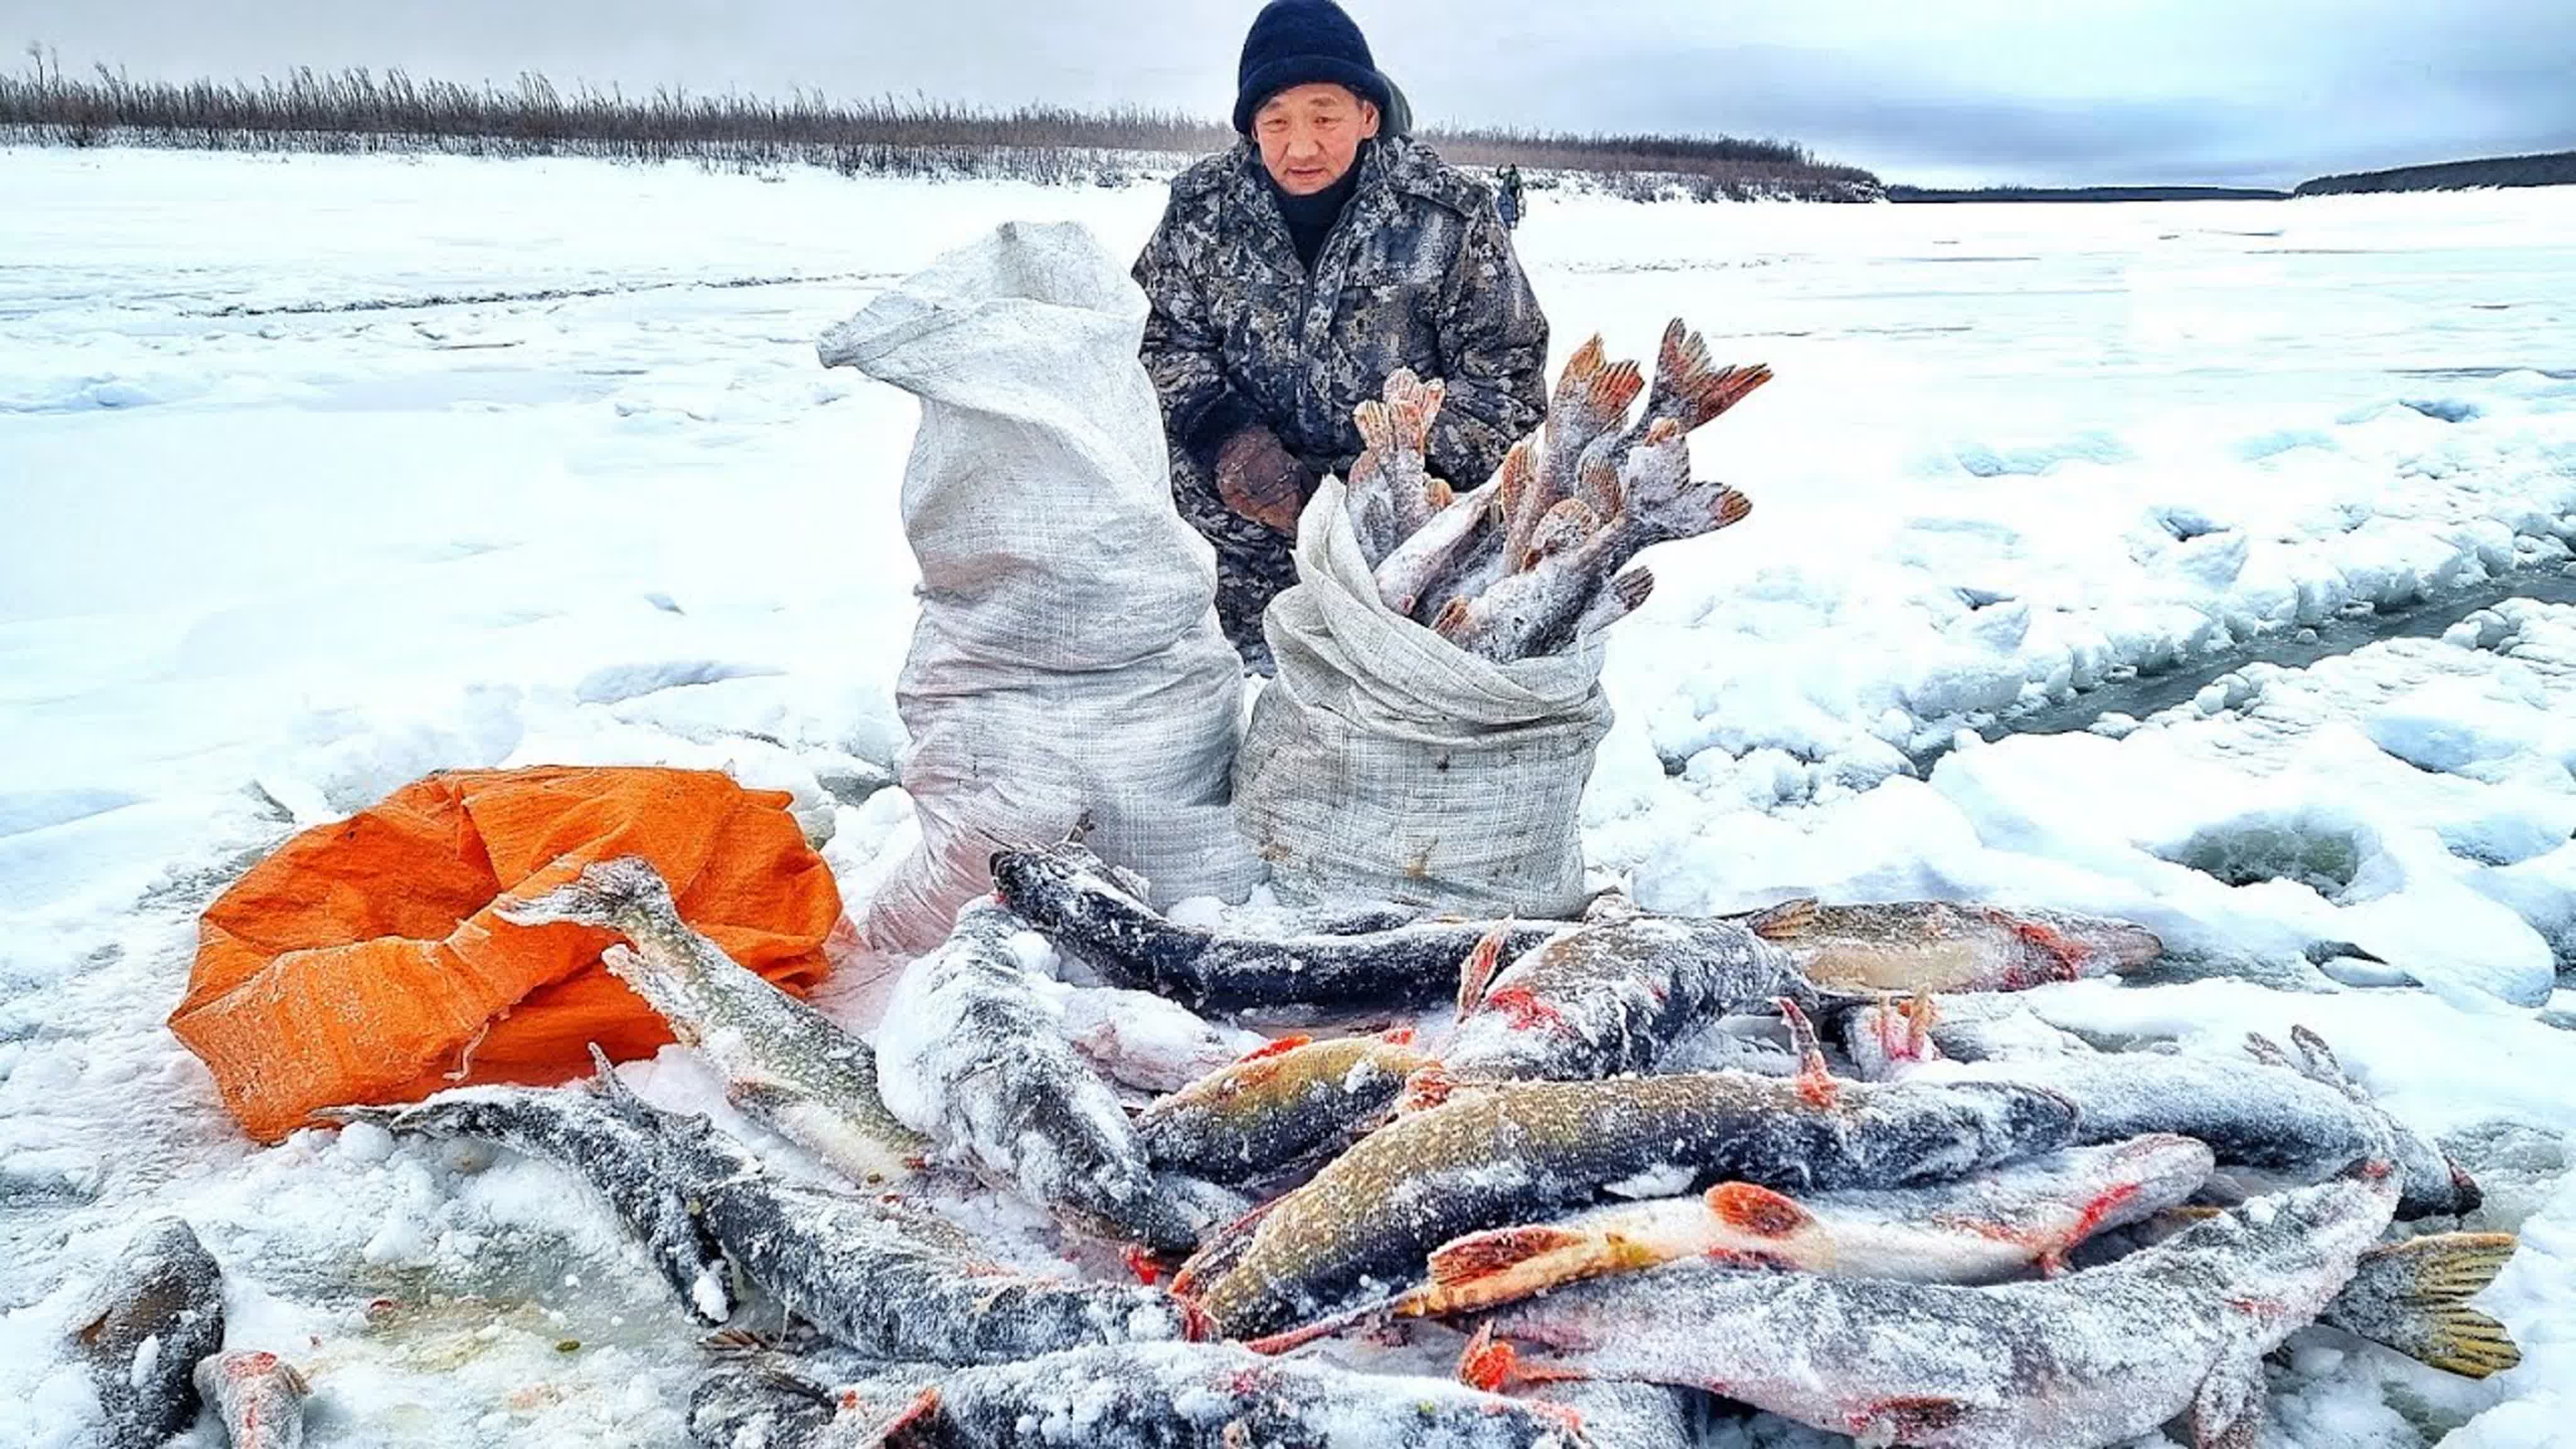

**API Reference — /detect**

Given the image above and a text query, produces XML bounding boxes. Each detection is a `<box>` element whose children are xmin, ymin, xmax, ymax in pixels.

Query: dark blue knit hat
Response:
<box><xmin>1232</xmin><ymin>0</ymin><xmax>1394</xmax><ymax>135</ymax></box>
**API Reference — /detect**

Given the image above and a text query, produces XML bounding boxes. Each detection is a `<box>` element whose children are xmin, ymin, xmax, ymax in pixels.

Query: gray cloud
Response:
<box><xmin>3</xmin><ymin>0</ymin><xmax>2570</xmax><ymax>186</ymax></box>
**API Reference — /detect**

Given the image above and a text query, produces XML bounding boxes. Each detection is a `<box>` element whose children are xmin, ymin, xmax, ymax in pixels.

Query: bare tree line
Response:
<box><xmin>2296</xmin><ymin>150</ymin><xmax>2576</xmax><ymax>196</ymax></box>
<box><xmin>0</xmin><ymin>57</ymin><xmax>1882</xmax><ymax>199</ymax></box>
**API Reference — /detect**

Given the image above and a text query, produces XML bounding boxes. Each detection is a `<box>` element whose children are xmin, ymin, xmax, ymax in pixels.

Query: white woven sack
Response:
<box><xmin>1235</xmin><ymin>475</ymin><xmax>1613</xmax><ymax>917</ymax></box>
<box><xmin>820</xmin><ymin>220</ymin><xmax>1262</xmax><ymax>955</ymax></box>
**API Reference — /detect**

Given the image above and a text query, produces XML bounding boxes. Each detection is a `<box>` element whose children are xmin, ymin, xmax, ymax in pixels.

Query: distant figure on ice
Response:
<box><xmin>1133</xmin><ymin>0</ymin><xmax>1549</xmax><ymax>672</ymax></box>
<box><xmin>1496</xmin><ymin>164</ymin><xmax>1526</xmax><ymax>230</ymax></box>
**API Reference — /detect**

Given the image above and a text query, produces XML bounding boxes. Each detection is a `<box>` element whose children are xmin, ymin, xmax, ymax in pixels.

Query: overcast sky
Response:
<box><xmin>6</xmin><ymin>0</ymin><xmax>2572</xmax><ymax>186</ymax></box>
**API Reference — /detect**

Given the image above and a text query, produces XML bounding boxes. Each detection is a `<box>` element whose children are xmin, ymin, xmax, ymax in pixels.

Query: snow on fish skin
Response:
<box><xmin>1466</xmin><ymin>1158</ymin><xmax>2403</xmax><ymax>1449</ymax></box>
<box><xmin>1399</xmin><ymin>1135</ymin><xmax>2216</xmax><ymax>1319</ymax></box>
<box><xmin>1050</xmin><ymin>982</ymin><xmax>1268</xmax><ymax>1095</ymax></box>
<box><xmin>319</xmin><ymin>1074</ymin><xmax>738</xmax><ymax>1324</ymax></box>
<box><xmin>1770</xmin><ymin>901</ymin><xmax>2163</xmax><ymax>994</ymax></box>
<box><xmin>1345</xmin><ymin>369</ymin><xmax>1452</xmax><ymax>567</ymax></box>
<box><xmin>499</xmin><ymin>856</ymin><xmax>925</xmax><ymax>1185</ymax></box>
<box><xmin>1841</xmin><ymin>992</ymin><xmax>2090</xmax><ymax>1079</ymax></box>
<box><xmin>1882</xmin><ymin>1020</ymin><xmax>2480</xmax><ymax>1221</ymax></box>
<box><xmin>991</xmin><ymin>844</ymin><xmax>1567</xmax><ymax>1015</ymax></box>
<box><xmin>1378</xmin><ymin>466</ymin><xmax>1506</xmax><ymax>618</ymax></box>
<box><xmin>193</xmin><ymin>1351</ymin><xmax>311</xmax><ymax>1448</ymax></box>
<box><xmin>1136</xmin><ymin>1030</ymin><xmax>1433</xmax><ymax>1185</ymax></box>
<box><xmin>698</xmin><ymin>1178</ymin><xmax>1198</xmax><ymax>1365</ymax></box>
<box><xmin>1175</xmin><ymin>1069</ymin><xmax>2079</xmax><ymax>1341</ymax></box>
<box><xmin>1443</xmin><ymin>906</ymin><xmax>1808</xmax><ymax>1084</ymax></box>
<box><xmin>806</xmin><ymin>1343</ymin><xmax>1589</xmax><ymax>1448</ymax></box>
<box><xmin>1435</xmin><ymin>419</ymin><xmax>1750</xmax><ymax>663</ymax></box>
<box><xmin>876</xmin><ymin>899</ymin><xmax>1197</xmax><ymax>1253</ymax></box>
<box><xmin>62</xmin><ymin>1217</ymin><xmax>225</xmax><ymax>1449</ymax></box>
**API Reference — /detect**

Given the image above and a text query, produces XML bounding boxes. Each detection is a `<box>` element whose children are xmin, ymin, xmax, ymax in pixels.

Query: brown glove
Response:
<box><xmin>1214</xmin><ymin>426</ymin><xmax>1312</xmax><ymax>536</ymax></box>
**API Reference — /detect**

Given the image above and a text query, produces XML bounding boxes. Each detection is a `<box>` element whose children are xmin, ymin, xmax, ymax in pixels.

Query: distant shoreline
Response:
<box><xmin>1889</xmin><ymin>185</ymin><xmax>2290</xmax><ymax>204</ymax></box>
<box><xmin>0</xmin><ymin>61</ymin><xmax>1882</xmax><ymax>201</ymax></box>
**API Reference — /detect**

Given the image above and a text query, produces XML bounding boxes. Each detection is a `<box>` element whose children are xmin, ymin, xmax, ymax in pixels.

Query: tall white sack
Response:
<box><xmin>1235</xmin><ymin>475</ymin><xmax>1614</xmax><ymax>918</ymax></box>
<box><xmin>820</xmin><ymin>220</ymin><xmax>1263</xmax><ymax>955</ymax></box>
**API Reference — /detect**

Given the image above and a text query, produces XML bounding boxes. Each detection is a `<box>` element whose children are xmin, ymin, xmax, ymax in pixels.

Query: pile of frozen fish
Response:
<box><xmin>1351</xmin><ymin>322</ymin><xmax>1765</xmax><ymax>662</ymax></box>
<box><xmin>65</xmin><ymin>843</ymin><xmax>2504</xmax><ymax>1449</ymax></box>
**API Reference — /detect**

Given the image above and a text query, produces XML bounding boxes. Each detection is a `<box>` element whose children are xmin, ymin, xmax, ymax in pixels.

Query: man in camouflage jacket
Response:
<box><xmin>1133</xmin><ymin>0</ymin><xmax>1549</xmax><ymax>672</ymax></box>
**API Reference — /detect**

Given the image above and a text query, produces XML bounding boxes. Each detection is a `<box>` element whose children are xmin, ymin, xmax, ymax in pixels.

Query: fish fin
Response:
<box><xmin>1433</xmin><ymin>597</ymin><xmax>1474</xmax><ymax>641</ymax></box>
<box><xmin>2288</xmin><ymin>1024</ymin><xmax>2355</xmax><ymax>1092</ymax></box>
<box><xmin>1694</xmin><ymin>362</ymin><xmax>1775</xmax><ymax>428</ymax></box>
<box><xmin>1643</xmin><ymin>415</ymin><xmax>1684</xmax><ymax>447</ymax></box>
<box><xmin>1777</xmin><ymin>997</ymin><xmax>1838</xmax><ymax>1108</ymax></box>
<box><xmin>1230</xmin><ymin>1034</ymin><xmax>1315</xmax><ymax>1067</ymax></box>
<box><xmin>1709</xmin><ymin>486</ymin><xmax>1753</xmax><ymax>530</ymax></box>
<box><xmin>1591</xmin><ymin>360</ymin><xmax>1645</xmax><ymax>432</ymax></box>
<box><xmin>838</xmin><ymin>1386</ymin><xmax>943</xmax><ymax>1449</ymax></box>
<box><xmin>1705</xmin><ymin>1182</ymin><xmax>1815</xmax><ymax>1239</ymax></box>
<box><xmin>1548</xmin><ymin>336</ymin><xmax>1607</xmax><ymax>418</ymax></box>
<box><xmin>1457</xmin><ymin>926</ymin><xmax>1512</xmax><ymax>1018</ymax></box>
<box><xmin>494</xmin><ymin>855</ymin><xmax>671</xmax><ymax>930</ymax></box>
<box><xmin>1745</xmin><ymin>896</ymin><xmax>1819</xmax><ymax>941</ymax></box>
<box><xmin>2243</xmin><ymin>1030</ymin><xmax>2297</xmax><ymax>1070</ymax></box>
<box><xmin>2334</xmin><ymin>1233</ymin><xmax>2523</xmax><ymax>1379</ymax></box>
<box><xmin>1379</xmin><ymin>1026</ymin><xmax>1419</xmax><ymax>1046</ymax></box>
<box><xmin>1384</xmin><ymin>370</ymin><xmax>1445</xmax><ymax>450</ymax></box>
<box><xmin>1353</xmin><ymin>398</ymin><xmax>1395</xmax><ymax>456</ymax></box>
<box><xmin>1577</xmin><ymin>452</ymin><xmax>1624</xmax><ymax>520</ymax></box>
<box><xmin>1426</xmin><ymin>477</ymin><xmax>1454</xmax><ymax>509</ymax></box>
<box><xmin>1399</xmin><ymin>1065</ymin><xmax>1466</xmax><ymax>1114</ymax></box>
<box><xmin>583</xmin><ymin>1041</ymin><xmax>658</xmax><ymax>1124</ymax></box>
<box><xmin>1241</xmin><ymin>1296</ymin><xmax>1401</xmax><ymax>1355</ymax></box>
<box><xmin>1524</xmin><ymin>498</ymin><xmax>1599</xmax><ymax>570</ymax></box>
<box><xmin>1852</xmin><ymin>1397</ymin><xmax>1972</xmax><ymax>1443</ymax></box>
<box><xmin>1653</xmin><ymin>319</ymin><xmax>1713</xmax><ymax>417</ymax></box>
<box><xmin>2189</xmin><ymin>1357</ymin><xmax>2265</xmax><ymax>1449</ymax></box>
<box><xmin>1426</xmin><ymin>1225</ymin><xmax>1597</xmax><ymax>1290</ymax></box>
<box><xmin>1496</xmin><ymin>438</ymin><xmax>1536</xmax><ymax>526</ymax></box>
<box><xmin>1458</xmin><ymin>1324</ymin><xmax>1516</xmax><ymax>1392</ymax></box>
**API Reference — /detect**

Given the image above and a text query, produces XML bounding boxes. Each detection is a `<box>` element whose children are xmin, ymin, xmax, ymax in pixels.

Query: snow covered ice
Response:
<box><xmin>4</xmin><ymin>143</ymin><xmax>2575</xmax><ymax>1445</ymax></box>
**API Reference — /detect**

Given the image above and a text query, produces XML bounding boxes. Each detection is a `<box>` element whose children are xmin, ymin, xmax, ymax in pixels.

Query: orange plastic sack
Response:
<box><xmin>169</xmin><ymin>765</ymin><xmax>843</xmax><ymax>1141</ymax></box>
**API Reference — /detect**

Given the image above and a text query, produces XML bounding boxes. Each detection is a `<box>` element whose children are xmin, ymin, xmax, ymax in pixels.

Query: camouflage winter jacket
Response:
<box><xmin>1133</xmin><ymin>135</ymin><xmax>1549</xmax><ymax>663</ymax></box>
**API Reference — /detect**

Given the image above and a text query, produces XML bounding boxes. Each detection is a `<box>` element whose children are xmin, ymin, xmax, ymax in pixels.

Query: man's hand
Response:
<box><xmin>1214</xmin><ymin>426</ymin><xmax>1312</xmax><ymax>535</ymax></box>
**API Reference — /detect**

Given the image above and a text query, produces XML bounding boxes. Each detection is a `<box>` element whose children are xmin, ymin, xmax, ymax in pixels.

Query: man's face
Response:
<box><xmin>1255</xmin><ymin>83</ymin><xmax>1380</xmax><ymax>196</ymax></box>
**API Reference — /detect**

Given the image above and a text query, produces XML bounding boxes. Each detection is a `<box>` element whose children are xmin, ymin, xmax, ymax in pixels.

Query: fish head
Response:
<box><xmin>2207</xmin><ymin>1159</ymin><xmax>2404</xmax><ymax>1314</ymax></box>
<box><xmin>2089</xmin><ymin>1134</ymin><xmax>2221</xmax><ymax>1228</ymax></box>
<box><xmin>1955</xmin><ymin>1080</ymin><xmax>2084</xmax><ymax>1160</ymax></box>
<box><xmin>497</xmin><ymin>855</ymin><xmax>675</xmax><ymax>932</ymax></box>
<box><xmin>989</xmin><ymin>841</ymin><xmax>1152</xmax><ymax>912</ymax></box>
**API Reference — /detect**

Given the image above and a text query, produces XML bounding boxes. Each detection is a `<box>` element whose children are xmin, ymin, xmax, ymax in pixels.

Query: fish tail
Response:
<box><xmin>1585</xmin><ymin>358</ymin><xmax>1645</xmax><ymax>430</ymax></box>
<box><xmin>1353</xmin><ymin>399</ymin><xmax>1396</xmax><ymax>458</ymax></box>
<box><xmin>1494</xmin><ymin>439</ymin><xmax>1535</xmax><ymax>523</ymax></box>
<box><xmin>1745</xmin><ymin>896</ymin><xmax>1819</xmax><ymax>941</ymax></box>
<box><xmin>1575</xmin><ymin>567</ymin><xmax>1655</xmax><ymax>641</ymax></box>
<box><xmin>495</xmin><ymin>855</ymin><xmax>675</xmax><ymax>932</ymax></box>
<box><xmin>1692</xmin><ymin>362</ymin><xmax>1774</xmax><ymax>426</ymax></box>
<box><xmin>1575</xmin><ymin>450</ymin><xmax>1624</xmax><ymax>523</ymax></box>
<box><xmin>2332</xmin><ymin>1233</ymin><xmax>2523</xmax><ymax>1379</ymax></box>
<box><xmin>1547</xmin><ymin>336</ymin><xmax>1607</xmax><ymax>419</ymax></box>
<box><xmin>1709</xmin><ymin>486</ymin><xmax>1753</xmax><ymax>530</ymax></box>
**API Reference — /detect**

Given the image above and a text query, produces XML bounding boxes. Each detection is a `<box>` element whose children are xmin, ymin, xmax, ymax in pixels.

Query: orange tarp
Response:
<box><xmin>169</xmin><ymin>765</ymin><xmax>842</xmax><ymax>1142</ymax></box>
